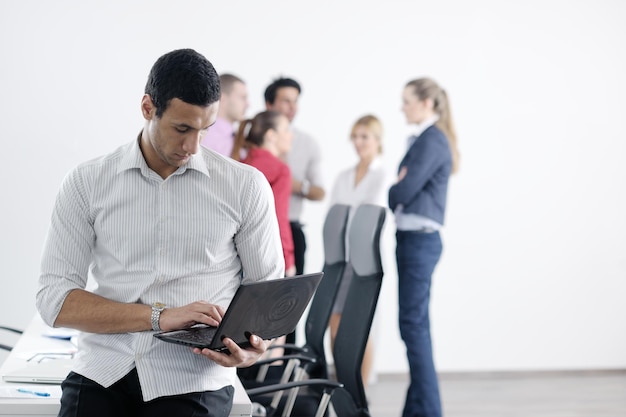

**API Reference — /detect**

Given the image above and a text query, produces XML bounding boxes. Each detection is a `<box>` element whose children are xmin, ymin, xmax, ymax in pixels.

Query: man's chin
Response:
<box><xmin>171</xmin><ymin>155</ymin><xmax>191</xmax><ymax>165</ymax></box>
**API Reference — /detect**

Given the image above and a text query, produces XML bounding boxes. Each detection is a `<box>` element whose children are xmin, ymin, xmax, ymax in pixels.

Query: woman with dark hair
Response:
<box><xmin>388</xmin><ymin>78</ymin><xmax>460</xmax><ymax>417</ymax></box>
<box><xmin>232</xmin><ymin>111</ymin><xmax>296</xmax><ymax>277</ymax></box>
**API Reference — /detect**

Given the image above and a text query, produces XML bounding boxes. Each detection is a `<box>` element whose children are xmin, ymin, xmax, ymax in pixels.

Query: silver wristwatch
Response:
<box><xmin>151</xmin><ymin>302</ymin><xmax>166</xmax><ymax>332</ymax></box>
<box><xmin>300</xmin><ymin>179</ymin><xmax>311</xmax><ymax>197</ymax></box>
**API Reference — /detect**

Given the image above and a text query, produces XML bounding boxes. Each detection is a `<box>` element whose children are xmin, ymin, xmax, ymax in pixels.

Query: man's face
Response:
<box><xmin>266</xmin><ymin>86</ymin><xmax>299</xmax><ymax>123</ymax></box>
<box><xmin>222</xmin><ymin>81</ymin><xmax>249</xmax><ymax>123</ymax></box>
<box><xmin>141</xmin><ymin>96</ymin><xmax>219</xmax><ymax>178</ymax></box>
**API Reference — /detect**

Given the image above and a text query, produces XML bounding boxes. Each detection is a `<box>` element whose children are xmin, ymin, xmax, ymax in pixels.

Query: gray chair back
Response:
<box><xmin>333</xmin><ymin>204</ymin><xmax>386</xmax><ymax>416</ymax></box>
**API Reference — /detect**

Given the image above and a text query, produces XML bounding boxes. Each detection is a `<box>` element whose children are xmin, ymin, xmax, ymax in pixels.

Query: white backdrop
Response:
<box><xmin>1</xmin><ymin>0</ymin><xmax>625</xmax><ymax>374</ymax></box>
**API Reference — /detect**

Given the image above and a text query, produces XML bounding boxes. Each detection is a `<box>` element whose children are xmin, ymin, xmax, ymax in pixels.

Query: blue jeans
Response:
<box><xmin>396</xmin><ymin>230</ymin><xmax>443</xmax><ymax>417</ymax></box>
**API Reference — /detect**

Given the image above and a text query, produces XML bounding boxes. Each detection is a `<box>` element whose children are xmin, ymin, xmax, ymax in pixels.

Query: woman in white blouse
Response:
<box><xmin>328</xmin><ymin>114</ymin><xmax>390</xmax><ymax>387</ymax></box>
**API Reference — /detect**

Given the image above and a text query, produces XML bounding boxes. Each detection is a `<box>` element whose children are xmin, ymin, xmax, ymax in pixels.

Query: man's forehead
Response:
<box><xmin>165</xmin><ymin>99</ymin><xmax>218</xmax><ymax>126</ymax></box>
<box><xmin>277</xmin><ymin>86</ymin><xmax>299</xmax><ymax>96</ymax></box>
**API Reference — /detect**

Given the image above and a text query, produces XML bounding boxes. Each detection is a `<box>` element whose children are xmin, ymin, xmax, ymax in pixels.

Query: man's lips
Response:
<box><xmin>174</xmin><ymin>154</ymin><xmax>190</xmax><ymax>161</ymax></box>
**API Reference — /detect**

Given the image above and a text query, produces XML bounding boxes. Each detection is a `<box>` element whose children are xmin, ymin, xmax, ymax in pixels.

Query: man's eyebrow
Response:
<box><xmin>173</xmin><ymin>122</ymin><xmax>213</xmax><ymax>130</ymax></box>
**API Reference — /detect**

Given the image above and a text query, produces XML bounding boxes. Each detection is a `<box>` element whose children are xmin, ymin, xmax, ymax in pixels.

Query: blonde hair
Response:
<box><xmin>350</xmin><ymin>114</ymin><xmax>383</xmax><ymax>154</ymax></box>
<box><xmin>406</xmin><ymin>78</ymin><xmax>460</xmax><ymax>173</ymax></box>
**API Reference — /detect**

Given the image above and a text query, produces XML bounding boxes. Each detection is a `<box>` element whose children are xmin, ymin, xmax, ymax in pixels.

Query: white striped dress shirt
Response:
<box><xmin>286</xmin><ymin>127</ymin><xmax>324</xmax><ymax>221</ymax></box>
<box><xmin>36</xmin><ymin>138</ymin><xmax>284</xmax><ymax>401</ymax></box>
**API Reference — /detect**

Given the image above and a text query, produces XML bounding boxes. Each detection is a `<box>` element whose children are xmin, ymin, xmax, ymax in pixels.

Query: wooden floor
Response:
<box><xmin>365</xmin><ymin>370</ymin><xmax>626</xmax><ymax>417</ymax></box>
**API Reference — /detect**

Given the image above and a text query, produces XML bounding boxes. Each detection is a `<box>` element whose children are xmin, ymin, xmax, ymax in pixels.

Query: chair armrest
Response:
<box><xmin>247</xmin><ymin>378</ymin><xmax>343</xmax><ymax>397</ymax></box>
<box><xmin>266</xmin><ymin>343</ymin><xmax>308</xmax><ymax>354</ymax></box>
<box><xmin>247</xmin><ymin>379</ymin><xmax>345</xmax><ymax>417</ymax></box>
<box><xmin>245</xmin><ymin>354</ymin><xmax>317</xmax><ymax>385</ymax></box>
<box><xmin>0</xmin><ymin>326</ymin><xmax>23</xmax><ymax>351</ymax></box>
<box><xmin>0</xmin><ymin>326</ymin><xmax>23</xmax><ymax>335</ymax></box>
<box><xmin>252</xmin><ymin>353</ymin><xmax>316</xmax><ymax>368</ymax></box>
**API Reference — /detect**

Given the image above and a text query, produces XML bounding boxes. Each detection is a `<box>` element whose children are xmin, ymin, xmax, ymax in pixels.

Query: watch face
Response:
<box><xmin>153</xmin><ymin>302</ymin><xmax>166</xmax><ymax>310</ymax></box>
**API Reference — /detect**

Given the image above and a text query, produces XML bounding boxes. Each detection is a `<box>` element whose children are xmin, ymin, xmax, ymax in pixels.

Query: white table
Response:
<box><xmin>0</xmin><ymin>315</ymin><xmax>251</xmax><ymax>416</ymax></box>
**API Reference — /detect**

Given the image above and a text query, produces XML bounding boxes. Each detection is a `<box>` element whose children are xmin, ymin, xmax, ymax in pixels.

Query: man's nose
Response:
<box><xmin>182</xmin><ymin>132</ymin><xmax>201</xmax><ymax>154</ymax></box>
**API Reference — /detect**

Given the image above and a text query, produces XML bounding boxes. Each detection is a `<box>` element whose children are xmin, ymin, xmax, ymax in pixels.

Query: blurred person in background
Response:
<box><xmin>265</xmin><ymin>76</ymin><xmax>325</xmax><ymax>347</ymax></box>
<box><xmin>232</xmin><ymin>110</ymin><xmax>296</xmax><ymax>277</ymax></box>
<box><xmin>388</xmin><ymin>77</ymin><xmax>460</xmax><ymax>417</ymax></box>
<box><xmin>202</xmin><ymin>73</ymin><xmax>249</xmax><ymax>157</ymax></box>
<box><xmin>327</xmin><ymin>114</ymin><xmax>391</xmax><ymax>388</ymax></box>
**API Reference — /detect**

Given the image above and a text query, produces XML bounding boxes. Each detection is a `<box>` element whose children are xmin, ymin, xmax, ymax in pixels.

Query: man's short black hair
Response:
<box><xmin>264</xmin><ymin>77</ymin><xmax>301</xmax><ymax>105</ymax></box>
<box><xmin>145</xmin><ymin>49</ymin><xmax>221</xmax><ymax>118</ymax></box>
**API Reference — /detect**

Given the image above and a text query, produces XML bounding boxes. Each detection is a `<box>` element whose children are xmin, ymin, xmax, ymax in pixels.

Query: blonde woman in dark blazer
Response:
<box><xmin>388</xmin><ymin>78</ymin><xmax>459</xmax><ymax>417</ymax></box>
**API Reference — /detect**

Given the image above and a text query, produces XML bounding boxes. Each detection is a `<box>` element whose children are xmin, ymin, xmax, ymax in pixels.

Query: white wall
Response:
<box><xmin>1</xmin><ymin>0</ymin><xmax>625</xmax><ymax>373</ymax></box>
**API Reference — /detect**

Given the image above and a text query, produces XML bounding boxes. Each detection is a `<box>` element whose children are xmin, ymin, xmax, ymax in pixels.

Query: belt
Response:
<box><xmin>399</xmin><ymin>227</ymin><xmax>437</xmax><ymax>234</ymax></box>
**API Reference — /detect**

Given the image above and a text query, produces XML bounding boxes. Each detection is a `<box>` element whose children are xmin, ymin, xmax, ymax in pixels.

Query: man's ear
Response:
<box><xmin>141</xmin><ymin>94</ymin><xmax>156</xmax><ymax>120</ymax></box>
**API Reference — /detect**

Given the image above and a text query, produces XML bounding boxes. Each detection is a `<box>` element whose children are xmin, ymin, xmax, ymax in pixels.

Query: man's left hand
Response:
<box><xmin>192</xmin><ymin>333</ymin><xmax>267</xmax><ymax>367</ymax></box>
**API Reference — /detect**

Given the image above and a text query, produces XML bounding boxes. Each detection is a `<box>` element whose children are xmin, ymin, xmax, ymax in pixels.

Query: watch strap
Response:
<box><xmin>151</xmin><ymin>303</ymin><xmax>165</xmax><ymax>332</ymax></box>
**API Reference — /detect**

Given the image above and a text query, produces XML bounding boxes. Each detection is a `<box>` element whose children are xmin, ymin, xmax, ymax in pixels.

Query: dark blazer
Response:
<box><xmin>388</xmin><ymin>125</ymin><xmax>452</xmax><ymax>225</ymax></box>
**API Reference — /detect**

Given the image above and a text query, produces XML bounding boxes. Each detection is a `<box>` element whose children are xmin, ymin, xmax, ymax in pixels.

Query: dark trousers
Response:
<box><xmin>286</xmin><ymin>221</ymin><xmax>306</xmax><ymax>346</ymax></box>
<box><xmin>396</xmin><ymin>230</ymin><xmax>443</xmax><ymax>417</ymax></box>
<box><xmin>58</xmin><ymin>368</ymin><xmax>234</xmax><ymax>417</ymax></box>
<box><xmin>290</xmin><ymin>221</ymin><xmax>306</xmax><ymax>276</ymax></box>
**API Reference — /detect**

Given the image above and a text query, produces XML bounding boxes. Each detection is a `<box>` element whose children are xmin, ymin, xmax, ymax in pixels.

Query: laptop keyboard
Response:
<box><xmin>181</xmin><ymin>326</ymin><xmax>217</xmax><ymax>343</ymax></box>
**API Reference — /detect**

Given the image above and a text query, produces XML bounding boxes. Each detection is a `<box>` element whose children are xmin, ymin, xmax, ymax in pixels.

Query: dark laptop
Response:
<box><xmin>153</xmin><ymin>272</ymin><xmax>323</xmax><ymax>352</ymax></box>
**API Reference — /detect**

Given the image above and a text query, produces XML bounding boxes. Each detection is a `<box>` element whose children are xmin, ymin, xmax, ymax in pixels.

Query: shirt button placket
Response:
<box><xmin>156</xmin><ymin>182</ymin><xmax>167</xmax><ymax>283</ymax></box>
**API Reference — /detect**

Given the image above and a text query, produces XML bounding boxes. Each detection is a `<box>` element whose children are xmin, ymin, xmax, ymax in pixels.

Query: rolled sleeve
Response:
<box><xmin>37</xmin><ymin>169</ymin><xmax>94</xmax><ymax>326</ymax></box>
<box><xmin>235</xmin><ymin>169</ymin><xmax>285</xmax><ymax>283</ymax></box>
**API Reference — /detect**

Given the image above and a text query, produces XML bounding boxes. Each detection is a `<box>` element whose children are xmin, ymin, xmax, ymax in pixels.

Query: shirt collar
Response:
<box><xmin>367</xmin><ymin>156</ymin><xmax>384</xmax><ymax>171</ymax></box>
<box><xmin>117</xmin><ymin>134</ymin><xmax>210</xmax><ymax>179</ymax></box>
<box><xmin>118</xmin><ymin>134</ymin><xmax>148</xmax><ymax>175</ymax></box>
<box><xmin>185</xmin><ymin>151</ymin><xmax>211</xmax><ymax>178</ymax></box>
<box><xmin>407</xmin><ymin>115</ymin><xmax>440</xmax><ymax>149</ymax></box>
<box><xmin>413</xmin><ymin>114</ymin><xmax>439</xmax><ymax>138</ymax></box>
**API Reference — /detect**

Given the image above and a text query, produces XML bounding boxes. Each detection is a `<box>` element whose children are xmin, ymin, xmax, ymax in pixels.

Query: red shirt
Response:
<box><xmin>242</xmin><ymin>148</ymin><xmax>295</xmax><ymax>270</ymax></box>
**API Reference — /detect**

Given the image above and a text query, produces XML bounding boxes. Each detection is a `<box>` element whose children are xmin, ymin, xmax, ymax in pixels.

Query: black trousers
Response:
<box><xmin>290</xmin><ymin>221</ymin><xmax>306</xmax><ymax>276</ymax></box>
<box><xmin>286</xmin><ymin>222</ymin><xmax>307</xmax><ymax>346</ymax></box>
<box><xmin>58</xmin><ymin>368</ymin><xmax>234</xmax><ymax>417</ymax></box>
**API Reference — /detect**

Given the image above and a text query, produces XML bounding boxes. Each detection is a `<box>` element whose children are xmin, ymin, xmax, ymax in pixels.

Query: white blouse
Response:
<box><xmin>329</xmin><ymin>156</ymin><xmax>392</xmax><ymax>228</ymax></box>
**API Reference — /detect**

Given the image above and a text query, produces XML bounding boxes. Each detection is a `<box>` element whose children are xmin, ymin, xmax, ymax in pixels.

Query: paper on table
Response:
<box><xmin>14</xmin><ymin>349</ymin><xmax>76</xmax><ymax>361</ymax></box>
<box><xmin>0</xmin><ymin>385</ymin><xmax>62</xmax><ymax>399</ymax></box>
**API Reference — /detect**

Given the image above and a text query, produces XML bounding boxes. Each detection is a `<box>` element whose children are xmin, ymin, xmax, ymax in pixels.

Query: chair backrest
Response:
<box><xmin>0</xmin><ymin>326</ymin><xmax>23</xmax><ymax>352</ymax></box>
<box><xmin>302</xmin><ymin>204</ymin><xmax>350</xmax><ymax>378</ymax></box>
<box><xmin>332</xmin><ymin>204</ymin><xmax>386</xmax><ymax>416</ymax></box>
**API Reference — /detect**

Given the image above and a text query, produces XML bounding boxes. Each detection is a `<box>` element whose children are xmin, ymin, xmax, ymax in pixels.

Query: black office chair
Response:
<box><xmin>247</xmin><ymin>204</ymin><xmax>386</xmax><ymax>417</ymax></box>
<box><xmin>239</xmin><ymin>203</ymin><xmax>351</xmax><ymax>389</ymax></box>
<box><xmin>0</xmin><ymin>326</ymin><xmax>23</xmax><ymax>351</ymax></box>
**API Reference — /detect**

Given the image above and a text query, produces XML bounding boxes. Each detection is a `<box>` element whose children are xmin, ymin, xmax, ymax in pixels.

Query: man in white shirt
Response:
<box><xmin>36</xmin><ymin>49</ymin><xmax>283</xmax><ymax>417</ymax></box>
<box><xmin>264</xmin><ymin>77</ymin><xmax>325</xmax><ymax>272</ymax></box>
<box><xmin>201</xmin><ymin>73</ymin><xmax>249</xmax><ymax>157</ymax></box>
<box><xmin>264</xmin><ymin>77</ymin><xmax>324</xmax><ymax>347</ymax></box>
